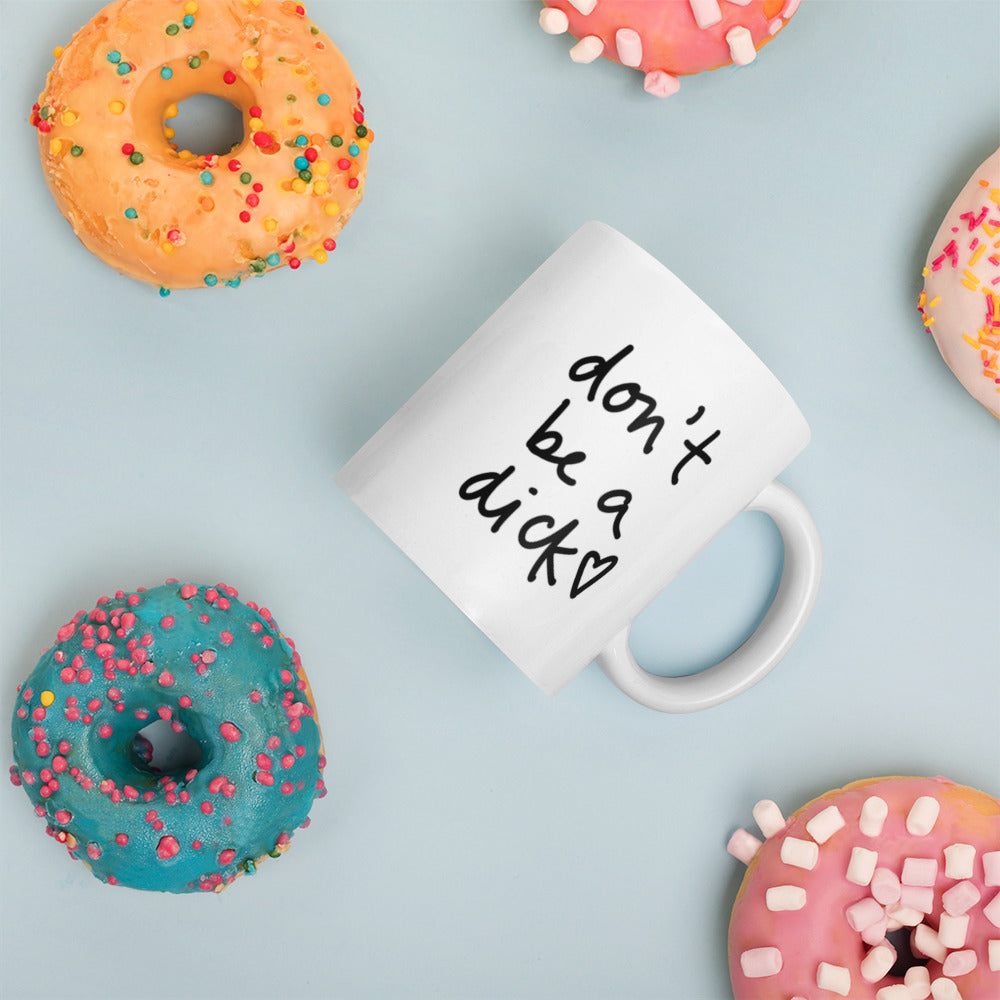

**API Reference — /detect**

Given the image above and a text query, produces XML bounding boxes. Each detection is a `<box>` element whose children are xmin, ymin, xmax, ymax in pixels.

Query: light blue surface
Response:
<box><xmin>1</xmin><ymin>2</ymin><xmax>997</xmax><ymax>998</ymax></box>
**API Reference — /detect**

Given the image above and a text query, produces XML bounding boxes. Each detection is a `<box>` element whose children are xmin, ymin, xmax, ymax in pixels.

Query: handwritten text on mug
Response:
<box><xmin>458</xmin><ymin>345</ymin><xmax>722</xmax><ymax>598</ymax></box>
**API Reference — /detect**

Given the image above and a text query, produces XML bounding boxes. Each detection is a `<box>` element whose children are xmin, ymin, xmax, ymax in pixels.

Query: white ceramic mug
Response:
<box><xmin>337</xmin><ymin>222</ymin><xmax>822</xmax><ymax>712</ymax></box>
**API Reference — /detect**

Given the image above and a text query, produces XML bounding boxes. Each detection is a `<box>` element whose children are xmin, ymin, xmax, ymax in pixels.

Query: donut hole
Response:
<box><xmin>166</xmin><ymin>94</ymin><xmax>244</xmax><ymax>156</ymax></box>
<box><xmin>884</xmin><ymin>927</ymin><xmax>929</xmax><ymax>978</ymax></box>
<box><xmin>132</xmin><ymin>718</ymin><xmax>204</xmax><ymax>777</ymax></box>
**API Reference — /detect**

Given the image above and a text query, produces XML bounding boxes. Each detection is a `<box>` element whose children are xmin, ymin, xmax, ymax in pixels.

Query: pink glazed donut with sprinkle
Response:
<box><xmin>538</xmin><ymin>0</ymin><xmax>801</xmax><ymax>96</ymax></box>
<box><xmin>726</xmin><ymin>777</ymin><xmax>1000</xmax><ymax>1000</ymax></box>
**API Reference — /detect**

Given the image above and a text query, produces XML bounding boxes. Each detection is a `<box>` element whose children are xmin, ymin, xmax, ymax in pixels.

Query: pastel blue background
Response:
<box><xmin>1</xmin><ymin>2</ymin><xmax>997</xmax><ymax>998</ymax></box>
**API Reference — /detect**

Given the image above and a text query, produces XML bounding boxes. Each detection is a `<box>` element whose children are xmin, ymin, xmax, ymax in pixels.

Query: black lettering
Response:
<box><xmin>525</xmin><ymin>399</ymin><xmax>587</xmax><ymax>486</ymax></box>
<box><xmin>517</xmin><ymin>516</ymin><xmax>580</xmax><ymax>587</ymax></box>
<box><xmin>670</xmin><ymin>430</ymin><xmax>722</xmax><ymax>485</ymax></box>
<box><xmin>596</xmin><ymin>489</ymin><xmax>632</xmax><ymax>540</ymax></box>
<box><xmin>458</xmin><ymin>466</ymin><xmax>521</xmax><ymax>532</ymax></box>
<box><xmin>568</xmin><ymin>344</ymin><xmax>635</xmax><ymax>401</ymax></box>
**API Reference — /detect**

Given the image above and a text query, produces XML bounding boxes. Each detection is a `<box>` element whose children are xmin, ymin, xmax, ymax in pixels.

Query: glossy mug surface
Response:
<box><xmin>337</xmin><ymin>222</ymin><xmax>822</xmax><ymax>711</ymax></box>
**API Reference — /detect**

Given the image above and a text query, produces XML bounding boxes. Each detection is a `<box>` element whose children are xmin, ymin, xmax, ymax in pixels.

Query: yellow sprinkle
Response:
<box><xmin>161</xmin><ymin>241</ymin><xmax>175</xmax><ymax>254</ymax></box>
<box><xmin>40</xmin><ymin>691</ymin><xmax>55</xmax><ymax>707</ymax></box>
<box><xmin>961</xmin><ymin>271</ymin><xmax>981</xmax><ymax>290</ymax></box>
<box><xmin>243</xmin><ymin>54</ymin><xmax>260</xmax><ymax>71</ymax></box>
<box><xmin>357</xmin><ymin>138</ymin><xmax>370</xmax><ymax>151</ymax></box>
<box><xmin>53</xmin><ymin>46</ymin><xmax>64</xmax><ymax>58</ymax></box>
<box><xmin>49</xmin><ymin>138</ymin><xmax>64</xmax><ymax>156</ymax></box>
<box><xmin>61</xmin><ymin>110</ymin><xmax>78</xmax><ymax>126</ymax></box>
<box><xmin>109</xmin><ymin>99</ymin><xmax>126</xmax><ymax>115</ymax></box>
<box><xmin>248</xmin><ymin>116</ymin><xmax>263</xmax><ymax>130</ymax></box>
<box><xmin>969</xmin><ymin>244</ymin><xmax>986</xmax><ymax>267</ymax></box>
<box><xmin>179</xmin><ymin>149</ymin><xmax>195</xmax><ymax>160</ymax></box>
<box><xmin>313</xmin><ymin>179</ymin><xmax>329</xmax><ymax>196</ymax></box>
<box><xmin>991</xmin><ymin>188</ymin><xmax>1000</xmax><ymax>204</ymax></box>
<box><xmin>163</xmin><ymin>126</ymin><xmax>176</xmax><ymax>140</ymax></box>
<box><xmin>291</xmin><ymin>178</ymin><xmax>307</xmax><ymax>193</ymax></box>
<box><xmin>165</xmin><ymin>103</ymin><xmax>179</xmax><ymax>120</ymax></box>
<box><xmin>313</xmin><ymin>248</ymin><xmax>328</xmax><ymax>264</ymax></box>
<box><xmin>963</xmin><ymin>334</ymin><xmax>982</xmax><ymax>349</ymax></box>
<box><xmin>263</xmin><ymin>216</ymin><xmax>278</xmax><ymax>232</ymax></box>
<box><xmin>184</xmin><ymin>1</ymin><xmax>199</xmax><ymax>12</ymax></box>
<box><xmin>924</xmin><ymin>316</ymin><xmax>935</xmax><ymax>327</ymax></box>
<box><xmin>313</xmin><ymin>159</ymin><xmax>330</xmax><ymax>177</ymax></box>
<box><xmin>323</xmin><ymin>201</ymin><xmax>340</xmax><ymax>217</ymax></box>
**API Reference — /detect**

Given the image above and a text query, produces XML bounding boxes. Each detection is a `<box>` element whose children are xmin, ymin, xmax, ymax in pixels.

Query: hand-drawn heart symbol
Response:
<box><xmin>570</xmin><ymin>550</ymin><xmax>618</xmax><ymax>599</ymax></box>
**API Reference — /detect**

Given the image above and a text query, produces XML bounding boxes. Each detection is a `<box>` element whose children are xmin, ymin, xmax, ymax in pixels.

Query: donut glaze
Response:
<box><xmin>538</xmin><ymin>0</ymin><xmax>801</xmax><ymax>96</ymax></box>
<box><xmin>9</xmin><ymin>581</ymin><xmax>326</xmax><ymax>893</ymax></box>
<box><xmin>31</xmin><ymin>0</ymin><xmax>372</xmax><ymax>292</ymax></box>
<box><xmin>919</xmin><ymin>148</ymin><xmax>1000</xmax><ymax>418</ymax></box>
<box><xmin>727</xmin><ymin>777</ymin><xmax>1000</xmax><ymax>1000</ymax></box>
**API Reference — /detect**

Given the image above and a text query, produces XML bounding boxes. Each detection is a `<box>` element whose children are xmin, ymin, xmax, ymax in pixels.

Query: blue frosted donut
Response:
<box><xmin>9</xmin><ymin>580</ymin><xmax>325</xmax><ymax>893</ymax></box>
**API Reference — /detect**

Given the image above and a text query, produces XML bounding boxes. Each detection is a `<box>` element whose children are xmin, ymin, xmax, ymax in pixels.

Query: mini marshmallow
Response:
<box><xmin>740</xmin><ymin>946</ymin><xmax>782</xmax><ymax>978</ymax></box>
<box><xmin>885</xmin><ymin>903</ymin><xmax>923</xmax><ymax>927</ymax></box>
<box><xmin>989</xmin><ymin>939</ymin><xmax>1000</xmax><ymax>972</ymax></box>
<box><xmin>566</xmin><ymin>0</ymin><xmax>597</xmax><ymax>14</ymax></box>
<box><xmin>943</xmin><ymin>843</ymin><xmax>976</xmax><ymax>880</ymax></box>
<box><xmin>688</xmin><ymin>0</ymin><xmax>723</xmax><ymax>29</ymax></box>
<box><xmin>860</xmin><ymin>943</ymin><xmax>896</xmax><ymax>983</ymax></box>
<box><xmin>899</xmin><ymin>884</ymin><xmax>935</xmax><ymax>914</ymax></box>
<box><xmin>861</xmin><ymin>914</ymin><xmax>889</xmax><ymax>946</ymax></box>
<box><xmin>984</xmin><ymin>850</ymin><xmax>1000</xmax><ymax>886</ymax></box>
<box><xmin>847</xmin><ymin>846</ymin><xmax>878</xmax><ymax>886</ymax></box>
<box><xmin>905</xmin><ymin>965</ymin><xmax>932</xmax><ymax>1000</ymax></box>
<box><xmin>538</xmin><ymin>8</ymin><xmax>569</xmax><ymax>33</ymax></box>
<box><xmin>752</xmin><ymin>799</ymin><xmax>785</xmax><ymax>839</ymax></box>
<box><xmin>846</xmin><ymin>897</ymin><xmax>885</xmax><ymax>932</ymax></box>
<box><xmin>816</xmin><ymin>962</ymin><xmax>851</xmax><ymax>996</ymax></box>
<box><xmin>876</xmin><ymin>987</ymin><xmax>913</xmax><ymax>1000</ymax></box>
<box><xmin>984</xmin><ymin>888</ymin><xmax>1000</xmax><ymax>928</ymax></box>
<box><xmin>569</xmin><ymin>36</ymin><xmax>603</xmax><ymax>63</ymax></box>
<box><xmin>912</xmin><ymin>923</ymin><xmax>947</xmax><ymax>963</ymax></box>
<box><xmin>942</xmin><ymin>879</ymin><xmax>981</xmax><ymax>916</ymax></box>
<box><xmin>765</xmin><ymin>885</ymin><xmax>806</xmax><ymax>911</ymax></box>
<box><xmin>642</xmin><ymin>70</ymin><xmax>680</xmax><ymax>98</ymax></box>
<box><xmin>780</xmin><ymin>836</ymin><xmax>819</xmax><ymax>870</ymax></box>
<box><xmin>941</xmin><ymin>949</ymin><xmax>977</xmax><ymax>977</ymax></box>
<box><xmin>906</xmin><ymin>795</ymin><xmax>940</xmax><ymax>836</ymax></box>
<box><xmin>806</xmin><ymin>805</ymin><xmax>846</xmax><ymax>844</ymax></box>
<box><xmin>614</xmin><ymin>28</ymin><xmax>642</xmax><ymax>68</ymax></box>
<box><xmin>725</xmin><ymin>26</ymin><xmax>756</xmax><ymax>66</ymax></box>
<box><xmin>871</xmin><ymin>866</ymin><xmax>902</xmax><ymax>905</ymax></box>
<box><xmin>929</xmin><ymin>978</ymin><xmax>962</xmax><ymax>1000</ymax></box>
<box><xmin>860</xmin><ymin>795</ymin><xmax>889</xmax><ymax>837</ymax></box>
<box><xmin>937</xmin><ymin>912</ymin><xmax>969</xmax><ymax>949</ymax></box>
<box><xmin>727</xmin><ymin>828</ymin><xmax>763</xmax><ymax>865</ymax></box>
<box><xmin>902</xmin><ymin>857</ymin><xmax>938</xmax><ymax>886</ymax></box>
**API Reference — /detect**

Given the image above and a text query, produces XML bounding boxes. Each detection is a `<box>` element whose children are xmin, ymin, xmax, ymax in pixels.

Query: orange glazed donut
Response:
<box><xmin>726</xmin><ymin>776</ymin><xmax>1000</xmax><ymax>1000</ymax></box>
<box><xmin>538</xmin><ymin>0</ymin><xmax>801</xmax><ymax>96</ymax></box>
<box><xmin>30</xmin><ymin>0</ymin><xmax>372</xmax><ymax>293</ymax></box>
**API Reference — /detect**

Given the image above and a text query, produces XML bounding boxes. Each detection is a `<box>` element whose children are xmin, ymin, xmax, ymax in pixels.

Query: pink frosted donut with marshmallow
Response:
<box><xmin>726</xmin><ymin>776</ymin><xmax>1000</xmax><ymax>1000</ymax></box>
<box><xmin>538</xmin><ymin>0</ymin><xmax>801</xmax><ymax>96</ymax></box>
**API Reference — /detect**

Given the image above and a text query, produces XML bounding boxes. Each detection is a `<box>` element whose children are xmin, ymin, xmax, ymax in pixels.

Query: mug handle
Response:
<box><xmin>595</xmin><ymin>480</ymin><xmax>822</xmax><ymax>713</ymax></box>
